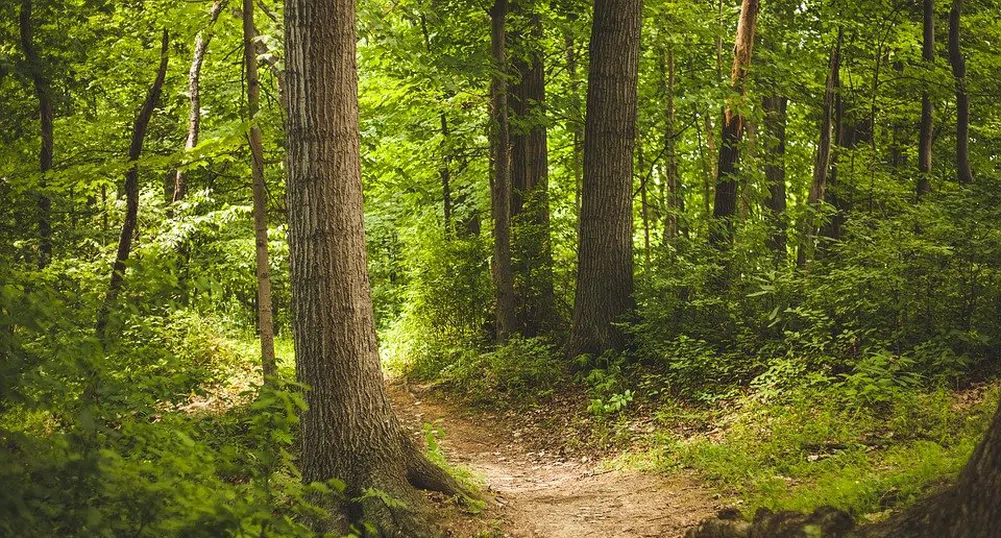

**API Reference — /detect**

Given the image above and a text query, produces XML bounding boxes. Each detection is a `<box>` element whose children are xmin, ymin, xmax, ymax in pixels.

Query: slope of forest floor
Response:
<box><xmin>388</xmin><ymin>382</ymin><xmax>721</xmax><ymax>537</ymax></box>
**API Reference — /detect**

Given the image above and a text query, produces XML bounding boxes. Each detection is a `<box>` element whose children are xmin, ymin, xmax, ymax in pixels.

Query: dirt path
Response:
<box><xmin>389</xmin><ymin>383</ymin><xmax>720</xmax><ymax>538</ymax></box>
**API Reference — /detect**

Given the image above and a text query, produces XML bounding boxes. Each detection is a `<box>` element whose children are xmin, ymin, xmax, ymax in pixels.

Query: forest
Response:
<box><xmin>3</xmin><ymin>0</ymin><xmax>1001</xmax><ymax>535</ymax></box>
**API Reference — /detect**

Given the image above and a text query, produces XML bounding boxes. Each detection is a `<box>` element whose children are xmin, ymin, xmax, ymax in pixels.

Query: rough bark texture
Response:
<box><xmin>510</xmin><ymin>12</ymin><xmax>556</xmax><ymax>336</ymax></box>
<box><xmin>490</xmin><ymin>0</ymin><xmax>517</xmax><ymax>342</ymax></box>
<box><xmin>19</xmin><ymin>0</ymin><xmax>53</xmax><ymax>269</ymax></box>
<box><xmin>762</xmin><ymin>95</ymin><xmax>788</xmax><ymax>260</ymax></box>
<box><xmin>709</xmin><ymin>0</ymin><xmax>759</xmax><ymax>246</ymax></box>
<box><xmin>917</xmin><ymin>0</ymin><xmax>934</xmax><ymax>196</ymax></box>
<box><xmin>564</xmin><ymin>0</ymin><xmax>641</xmax><ymax>360</ymax></box>
<box><xmin>948</xmin><ymin>0</ymin><xmax>973</xmax><ymax>185</ymax></box>
<box><xmin>173</xmin><ymin>0</ymin><xmax>225</xmax><ymax>203</ymax></box>
<box><xmin>798</xmin><ymin>32</ymin><xmax>841</xmax><ymax>268</ymax></box>
<box><xmin>663</xmin><ymin>47</ymin><xmax>681</xmax><ymax>243</ymax></box>
<box><xmin>283</xmin><ymin>0</ymin><xmax>462</xmax><ymax>534</ymax></box>
<box><xmin>242</xmin><ymin>0</ymin><xmax>276</xmax><ymax>379</ymax></box>
<box><xmin>96</xmin><ymin>30</ymin><xmax>169</xmax><ymax>337</ymax></box>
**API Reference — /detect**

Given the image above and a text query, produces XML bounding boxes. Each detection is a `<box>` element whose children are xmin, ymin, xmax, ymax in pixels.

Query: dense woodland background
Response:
<box><xmin>4</xmin><ymin>0</ymin><xmax>1001</xmax><ymax>535</ymax></box>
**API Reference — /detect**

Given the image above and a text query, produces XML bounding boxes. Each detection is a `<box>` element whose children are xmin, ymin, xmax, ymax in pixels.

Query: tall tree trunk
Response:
<box><xmin>663</xmin><ymin>47</ymin><xmax>681</xmax><ymax>243</ymax></box>
<box><xmin>18</xmin><ymin>0</ymin><xmax>53</xmax><ymax>269</ymax></box>
<box><xmin>564</xmin><ymin>0</ymin><xmax>642</xmax><ymax>360</ymax></box>
<box><xmin>762</xmin><ymin>94</ymin><xmax>788</xmax><ymax>260</ymax></box>
<box><xmin>510</xmin><ymin>12</ymin><xmax>556</xmax><ymax>336</ymax></box>
<box><xmin>489</xmin><ymin>0</ymin><xmax>516</xmax><ymax>342</ymax></box>
<box><xmin>173</xmin><ymin>0</ymin><xmax>225</xmax><ymax>203</ymax></box>
<box><xmin>639</xmin><ymin>144</ymin><xmax>651</xmax><ymax>266</ymax></box>
<box><xmin>917</xmin><ymin>0</ymin><xmax>934</xmax><ymax>196</ymax></box>
<box><xmin>282</xmin><ymin>0</ymin><xmax>463</xmax><ymax>534</ymax></box>
<box><xmin>95</xmin><ymin>30</ymin><xmax>169</xmax><ymax>337</ymax></box>
<box><xmin>242</xmin><ymin>0</ymin><xmax>276</xmax><ymax>379</ymax></box>
<box><xmin>948</xmin><ymin>0</ymin><xmax>973</xmax><ymax>185</ymax></box>
<box><xmin>798</xmin><ymin>30</ymin><xmax>841</xmax><ymax>268</ymax></box>
<box><xmin>709</xmin><ymin>0</ymin><xmax>759</xmax><ymax>246</ymax></box>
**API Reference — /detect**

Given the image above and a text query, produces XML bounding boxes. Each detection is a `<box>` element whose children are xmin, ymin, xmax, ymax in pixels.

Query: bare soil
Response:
<box><xmin>389</xmin><ymin>382</ymin><xmax>721</xmax><ymax>538</ymax></box>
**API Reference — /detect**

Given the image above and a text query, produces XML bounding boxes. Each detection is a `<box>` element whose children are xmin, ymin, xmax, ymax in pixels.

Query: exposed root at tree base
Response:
<box><xmin>388</xmin><ymin>382</ymin><xmax>722</xmax><ymax>537</ymax></box>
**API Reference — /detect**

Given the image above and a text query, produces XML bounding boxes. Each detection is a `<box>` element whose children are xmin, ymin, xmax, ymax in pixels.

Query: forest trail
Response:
<box><xmin>388</xmin><ymin>383</ymin><xmax>719</xmax><ymax>538</ymax></box>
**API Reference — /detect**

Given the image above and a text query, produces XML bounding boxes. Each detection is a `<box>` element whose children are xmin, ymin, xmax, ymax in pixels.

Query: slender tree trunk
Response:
<box><xmin>282</xmin><ymin>0</ymin><xmax>463</xmax><ymax>534</ymax></box>
<box><xmin>917</xmin><ymin>0</ymin><xmax>934</xmax><ymax>196</ymax></box>
<box><xmin>18</xmin><ymin>0</ymin><xmax>53</xmax><ymax>269</ymax></box>
<box><xmin>709</xmin><ymin>0</ymin><xmax>759</xmax><ymax>246</ymax></box>
<box><xmin>565</xmin><ymin>32</ymin><xmax>584</xmax><ymax>237</ymax></box>
<box><xmin>948</xmin><ymin>0</ymin><xmax>973</xmax><ymax>185</ymax></box>
<box><xmin>489</xmin><ymin>0</ymin><xmax>516</xmax><ymax>342</ymax></box>
<box><xmin>564</xmin><ymin>0</ymin><xmax>642</xmax><ymax>360</ymax></box>
<box><xmin>242</xmin><ymin>0</ymin><xmax>276</xmax><ymax>379</ymax></box>
<box><xmin>762</xmin><ymin>94</ymin><xmax>788</xmax><ymax>260</ymax></box>
<box><xmin>510</xmin><ymin>12</ymin><xmax>555</xmax><ymax>336</ymax></box>
<box><xmin>418</xmin><ymin>14</ymin><xmax>454</xmax><ymax>235</ymax></box>
<box><xmin>95</xmin><ymin>31</ymin><xmax>169</xmax><ymax>337</ymax></box>
<box><xmin>639</xmin><ymin>144</ymin><xmax>651</xmax><ymax>266</ymax></box>
<box><xmin>173</xmin><ymin>0</ymin><xmax>225</xmax><ymax>204</ymax></box>
<box><xmin>663</xmin><ymin>47</ymin><xmax>680</xmax><ymax>243</ymax></box>
<box><xmin>798</xmin><ymin>30</ymin><xmax>841</xmax><ymax>268</ymax></box>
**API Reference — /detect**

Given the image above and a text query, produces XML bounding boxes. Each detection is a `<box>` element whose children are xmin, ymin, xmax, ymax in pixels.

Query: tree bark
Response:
<box><xmin>283</xmin><ymin>0</ymin><xmax>463</xmax><ymax>534</ymax></box>
<box><xmin>96</xmin><ymin>30</ymin><xmax>169</xmax><ymax>337</ymax></box>
<box><xmin>948</xmin><ymin>0</ymin><xmax>973</xmax><ymax>185</ymax></box>
<box><xmin>564</xmin><ymin>0</ymin><xmax>642</xmax><ymax>360</ymax></box>
<box><xmin>489</xmin><ymin>0</ymin><xmax>517</xmax><ymax>343</ymax></box>
<box><xmin>242</xmin><ymin>0</ymin><xmax>276</xmax><ymax>380</ymax></box>
<box><xmin>798</xmin><ymin>31</ymin><xmax>841</xmax><ymax>268</ymax></box>
<box><xmin>917</xmin><ymin>0</ymin><xmax>934</xmax><ymax>196</ymax></box>
<box><xmin>762</xmin><ymin>95</ymin><xmax>788</xmax><ymax>260</ymax></box>
<box><xmin>510</xmin><ymin>12</ymin><xmax>556</xmax><ymax>336</ymax></box>
<box><xmin>709</xmin><ymin>0</ymin><xmax>759</xmax><ymax>246</ymax></box>
<box><xmin>18</xmin><ymin>0</ymin><xmax>53</xmax><ymax>269</ymax></box>
<box><xmin>173</xmin><ymin>0</ymin><xmax>225</xmax><ymax>204</ymax></box>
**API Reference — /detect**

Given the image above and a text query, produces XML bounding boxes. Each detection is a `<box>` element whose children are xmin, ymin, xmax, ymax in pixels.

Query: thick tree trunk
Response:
<box><xmin>917</xmin><ymin>0</ymin><xmax>934</xmax><ymax>196</ymax></box>
<box><xmin>948</xmin><ymin>0</ymin><xmax>973</xmax><ymax>185</ymax></box>
<box><xmin>564</xmin><ymin>0</ymin><xmax>641</xmax><ymax>360</ymax></box>
<box><xmin>762</xmin><ymin>95</ymin><xmax>788</xmax><ymax>260</ymax></box>
<box><xmin>798</xmin><ymin>31</ymin><xmax>841</xmax><ymax>268</ymax></box>
<box><xmin>242</xmin><ymin>0</ymin><xmax>276</xmax><ymax>379</ymax></box>
<box><xmin>18</xmin><ymin>0</ymin><xmax>53</xmax><ymax>269</ymax></box>
<box><xmin>709</xmin><ymin>0</ymin><xmax>759</xmax><ymax>246</ymax></box>
<box><xmin>663</xmin><ymin>47</ymin><xmax>681</xmax><ymax>243</ymax></box>
<box><xmin>95</xmin><ymin>30</ymin><xmax>169</xmax><ymax>337</ymax></box>
<box><xmin>510</xmin><ymin>12</ymin><xmax>556</xmax><ymax>336</ymax></box>
<box><xmin>489</xmin><ymin>0</ymin><xmax>517</xmax><ymax>342</ymax></box>
<box><xmin>173</xmin><ymin>0</ymin><xmax>225</xmax><ymax>203</ymax></box>
<box><xmin>283</xmin><ymin>0</ymin><xmax>462</xmax><ymax>535</ymax></box>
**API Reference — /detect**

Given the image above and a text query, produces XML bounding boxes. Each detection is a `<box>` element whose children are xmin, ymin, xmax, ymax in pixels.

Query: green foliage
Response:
<box><xmin>439</xmin><ymin>336</ymin><xmax>563</xmax><ymax>403</ymax></box>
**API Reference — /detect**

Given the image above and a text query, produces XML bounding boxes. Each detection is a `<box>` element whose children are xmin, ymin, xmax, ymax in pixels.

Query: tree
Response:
<box><xmin>172</xmin><ymin>0</ymin><xmax>225</xmax><ymax>203</ymax></box>
<box><xmin>490</xmin><ymin>0</ymin><xmax>517</xmax><ymax>342</ymax></box>
<box><xmin>917</xmin><ymin>0</ymin><xmax>934</xmax><ymax>196</ymax></box>
<box><xmin>762</xmin><ymin>94</ymin><xmax>787</xmax><ymax>260</ymax></box>
<box><xmin>564</xmin><ymin>0</ymin><xmax>642</xmax><ymax>360</ymax></box>
<box><xmin>510</xmin><ymin>10</ymin><xmax>556</xmax><ymax>335</ymax></box>
<box><xmin>282</xmin><ymin>0</ymin><xmax>462</xmax><ymax>534</ymax></box>
<box><xmin>662</xmin><ymin>46</ymin><xmax>681</xmax><ymax>243</ymax></box>
<box><xmin>242</xmin><ymin>0</ymin><xmax>276</xmax><ymax>379</ymax></box>
<box><xmin>95</xmin><ymin>30</ymin><xmax>169</xmax><ymax>337</ymax></box>
<box><xmin>709</xmin><ymin>0</ymin><xmax>759</xmax><ymax>246</ymax></box>
<box><xmin>798</xmin><ymin>30</ymin><xmax>842</xmax><ymax>268</ymax></box>
<box><xmin>18</xmin><ymin>0</ymin><xmax>53</xmax><ymax>268</ymax></box>
<box><xmin>948</xmin><ymin>0</ymin><xmax>973</xmax><ymax>185</ymax></box>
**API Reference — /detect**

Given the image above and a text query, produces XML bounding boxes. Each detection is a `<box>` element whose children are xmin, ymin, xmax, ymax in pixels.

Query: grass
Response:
<box><xmin>611</xmin><ymin>383</ymin><xmax>999</xmax><ymax>523</ymax></box>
